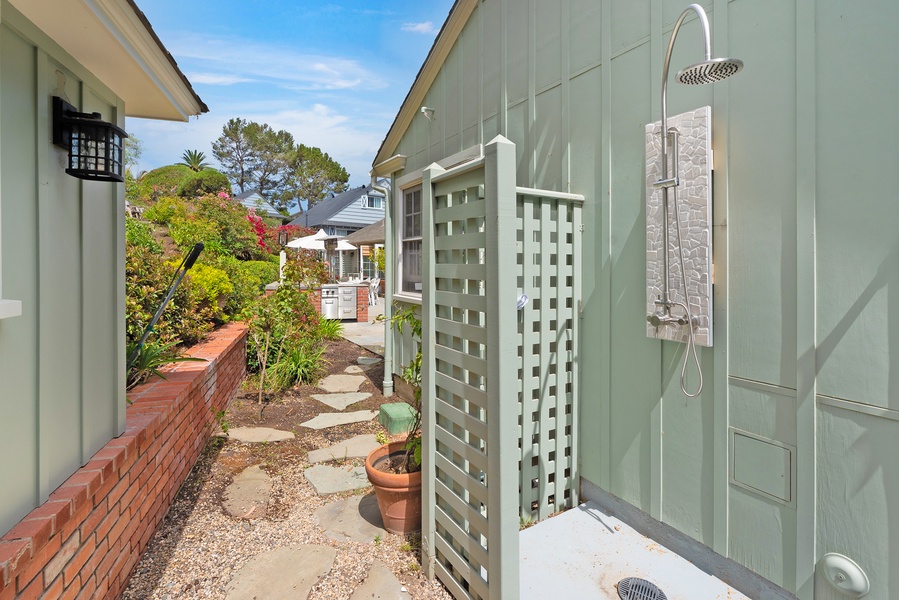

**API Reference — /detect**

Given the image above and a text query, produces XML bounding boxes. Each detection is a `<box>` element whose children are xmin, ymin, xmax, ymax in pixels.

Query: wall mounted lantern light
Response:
<box><xmin>52</xmin><ymin>96</ymin><xmax>128</xmax><ymax>183</ymax></box>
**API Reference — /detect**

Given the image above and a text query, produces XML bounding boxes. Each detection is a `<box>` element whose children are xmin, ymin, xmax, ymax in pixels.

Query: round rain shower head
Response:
<box><xmin>676</xmin><ymin>58</ymin><xmax>743</xmax><ymax>85</ymax></box>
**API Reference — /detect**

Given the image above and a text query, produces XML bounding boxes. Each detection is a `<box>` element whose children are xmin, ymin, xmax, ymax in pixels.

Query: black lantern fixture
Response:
<box><xmin>277</xmin><ymin>229</ymin><xmax>290</xmax><ymax>247</ymax></box>
<box><xmin>52</xmin><ymin>96</ymin><xmax>128</xmax><ymax>182</ymax></box>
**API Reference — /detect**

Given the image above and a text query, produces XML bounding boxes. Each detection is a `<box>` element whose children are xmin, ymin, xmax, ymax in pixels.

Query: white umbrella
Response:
<box><xmin>335</xmin><ymin>240</ymin><xmax>357</xmax><ymax>251</ymax></box>
<box><xmin>286</xmin><ymin>229</ymin><xmax>329</xmax><ymax>249</ymax></box>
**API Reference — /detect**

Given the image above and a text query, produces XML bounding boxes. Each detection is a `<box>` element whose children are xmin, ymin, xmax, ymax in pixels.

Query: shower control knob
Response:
<box><xmin>647</xmin><ymin>313</ymin><xmax>663</xmax><ymax>327</ymax></box>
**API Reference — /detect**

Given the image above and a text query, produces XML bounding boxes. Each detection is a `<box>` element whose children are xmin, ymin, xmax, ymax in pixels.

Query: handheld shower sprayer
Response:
<box><xmin>654</xmin><ymin>4</ymin><xmax>742</xmax><ymax>397</ymax></box>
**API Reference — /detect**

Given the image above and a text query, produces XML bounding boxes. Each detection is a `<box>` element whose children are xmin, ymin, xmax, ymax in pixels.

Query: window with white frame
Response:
<box><xmin>401</xmin><ymin>187</ymin><xmax>422</xmax><ymax>294</ymax></box>
<box><xmin>361</xmin><ymin>194</ymin><xmax>384</xmax><ymax>209</ymax></box>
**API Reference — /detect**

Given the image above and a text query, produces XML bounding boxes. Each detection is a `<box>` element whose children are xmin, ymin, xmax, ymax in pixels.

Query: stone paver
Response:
<box><xmin>223</xmin><ymin>465</ymin><xmax>272</xmax><ymax>519</ymax></box>
<box><xmin>312</xmin><ymin>392</ymin><xmax>371</xmax><ymax>411</ymax></box>
<box><xmin>319</xmin><ymin>374</ymin><xmax>367</xmax><ymax>393</ymax></box>
<box><xmin>301</xmin><ymin>410</ymin><xmax>378</xmax><ymax>430</ymax></box>
<box><xmin>308</xmin><ymin>434</ymin><xmax>381</xmax><ymax>464</ymax></box>
<box><xmin>350</xmin><ymin>559</ymin><xmax>411</xmax><ymax>600</ymax></box>
<box><xmin>226</xmin><ymin>427</ymin><xmax>295</xmax><ymax>443</ymax></box>
<box><xmin>314</xmin><ymin>494</ymin><xmax>385</xmax><ymax>543</ymax></box>
<box><xmin>357</xmin><ymin>357</ymin><xmax>382</xmax><ymax>365</ymax></box>
<box><xmin>344</xmin><ymin>365</ymin><xmax>365</xmax><ymax>374</ymax></box>
<box><xmin>225</xmin><ymin>545</ymin><xmax>336</xmax><ymax>600</ymax></box>
<box><xmin>304</xmin><ymin>464</ymin><xmax>370</xmax><ymax>495</ymax></box>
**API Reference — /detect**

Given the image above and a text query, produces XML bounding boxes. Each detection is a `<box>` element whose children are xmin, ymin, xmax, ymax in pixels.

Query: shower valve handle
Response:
<box><xmin>653</xmin><ymin>176</ymin><xmax>679</xmax><ymax>189</ymax></box>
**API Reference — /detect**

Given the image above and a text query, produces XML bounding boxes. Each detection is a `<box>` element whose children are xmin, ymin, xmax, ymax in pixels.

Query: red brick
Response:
<box><xmin>14</xmin><ymin>534</ymin><xmax>60</xmax><ymax>593</ymax></box>
<box><xmin>43</xmin><ymin>532</ymin><xmax>79</xmax><ymax>586</ymax></box>
<box><xmin>59</xmin><ymin>501</ymin><xmax>91</xmax><ymax>543</ymax></box>
<box><xmin>60</xmin><ymin>574</ymin><xmax>81</xmax><ymax>600</ymax></box>
<box><xmin>62</xmin><ymin>534</ymin><xmax>94</xmax><ymax>587</ymax></box>
<box><xmin>2</xmin><ymin>517</ymin><xmax>53</xmax><ymax>552</ymax></box>
<box><xmin>15</xmin><ymin>569</ymin><xmax>43</xmax><ymax>599</ymax></box>
<box><xmin>0</xmin><ymin>540</ymin><xmax>31</xmax><ymax>588</ymax></box>
<box><xmin>40</xmin><ymin>574</ymin><xmax>63</xmax><ymax>599</ymax></box>
<box><xmin>75</xmin><ymin>574</ymin><xmax>96</xmax><ymax>600</ymax></box>
<box><xmin>49</xmin><ymin>484</ymin><xmax>89</xmax><ymax>520</ymax></box>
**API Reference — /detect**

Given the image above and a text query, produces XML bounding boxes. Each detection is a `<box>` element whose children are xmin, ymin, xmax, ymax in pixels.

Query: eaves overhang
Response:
<box><xmin>8</xmin><ymin>0</ymin><xmax>207</xmax><ymax>121</ymax></box>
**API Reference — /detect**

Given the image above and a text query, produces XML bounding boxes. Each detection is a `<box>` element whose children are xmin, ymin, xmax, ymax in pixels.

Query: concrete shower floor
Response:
<box><xmin>520</xmin><ymin>501</ymin><xmax>749</xmax><ymax>600</ymax></box>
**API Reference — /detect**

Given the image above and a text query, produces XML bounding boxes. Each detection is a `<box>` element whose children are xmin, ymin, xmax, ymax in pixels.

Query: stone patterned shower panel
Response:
<box><xmin>645</xmin><ymin>106</ymin><xmax>713</xmax><ymax>347</ymax></box>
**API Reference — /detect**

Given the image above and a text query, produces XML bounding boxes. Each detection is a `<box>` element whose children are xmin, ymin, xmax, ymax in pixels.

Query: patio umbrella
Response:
<box><xmin>335</xmin><ymin>240</ymin><xmax>357</xmax><ymax>251</ymax></box>
<box><xmin>286</xmin><ymin>228</ymin><xmax>328</xmax><ymax>249</ymax></box>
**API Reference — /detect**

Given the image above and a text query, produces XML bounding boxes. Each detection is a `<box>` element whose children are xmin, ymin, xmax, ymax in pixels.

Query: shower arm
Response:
<box><xmin>656</xmin><ymin>3</ymin><xmax>712</xmax><ymax>309</ymax></box>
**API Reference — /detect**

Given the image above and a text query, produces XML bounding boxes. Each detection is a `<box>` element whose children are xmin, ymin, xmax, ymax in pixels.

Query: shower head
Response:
<box><xmin>677</xmin><ymin>57</ymin><xmax>743</xmax><ymax>85</ymax></box>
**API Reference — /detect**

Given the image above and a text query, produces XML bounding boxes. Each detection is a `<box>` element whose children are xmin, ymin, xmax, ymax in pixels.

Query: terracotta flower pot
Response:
<box><xmin>365</xmin><ymin>441</ymin><xmax>422</xmax><ymax>535</ymax></box>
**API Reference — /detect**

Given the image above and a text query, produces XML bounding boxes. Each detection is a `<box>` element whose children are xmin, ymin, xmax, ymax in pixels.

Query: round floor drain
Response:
<box><xmin>617</xmin><ymin>577</ymin><xmax>668</xmax><ymax>600</ymax></box>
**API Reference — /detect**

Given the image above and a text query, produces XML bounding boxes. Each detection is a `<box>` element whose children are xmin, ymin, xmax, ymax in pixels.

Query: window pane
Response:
<box><xmin>402</xmin><ymin>240</ymin><xmax>422</xmax><ymax>293</ymax></box>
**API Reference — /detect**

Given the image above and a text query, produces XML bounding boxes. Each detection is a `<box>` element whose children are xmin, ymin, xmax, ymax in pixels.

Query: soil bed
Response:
<box><xmin>122</xmin><ymin>336</ymin><xmax>450</xmax><ymax>600</ymax></box>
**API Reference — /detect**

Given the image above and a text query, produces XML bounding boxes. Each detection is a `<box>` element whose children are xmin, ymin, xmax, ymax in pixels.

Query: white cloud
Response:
<box><xmin>165</xmin><ymin>33</ymin><xmax>387</xmax><ymax>92</ymax></box>
<box><xmin>401</xmin><ymin>21</ymin><xmax>437</xmax><ymax>35</ymax></box>
<box><xmin>187</xmin><ymin>73</ymin><xmax>253</xmax><ymax>85</ymax></box>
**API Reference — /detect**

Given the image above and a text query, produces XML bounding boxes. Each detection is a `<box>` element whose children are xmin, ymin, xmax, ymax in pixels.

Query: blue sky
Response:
<box><xmin>127</xmin><ymin>0</ymin><xmax>456</xmax><ymax>187</ymax></box>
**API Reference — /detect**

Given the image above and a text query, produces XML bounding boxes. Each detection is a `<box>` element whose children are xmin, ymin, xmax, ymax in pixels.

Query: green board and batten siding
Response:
<box><xmin>0</xmin><ymin>4</ymin><xmax>126</xmax><ymax>534</ymax></box>
<box><xmin>383</xmin><ymin>0</ymin><xmax>899</xmax><ymax>597</ymax></box>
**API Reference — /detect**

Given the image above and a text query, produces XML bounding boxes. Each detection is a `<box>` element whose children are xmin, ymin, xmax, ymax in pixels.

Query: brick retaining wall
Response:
<box><xmin>0</xmin><ymin>322</ymin><xmax>247</xmax><ymax>599</ymax></box>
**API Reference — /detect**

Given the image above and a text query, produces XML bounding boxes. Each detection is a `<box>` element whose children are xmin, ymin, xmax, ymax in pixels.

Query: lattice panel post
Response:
<box><xmin>484</xmin><ymin>135</ymin><xmax>520</xmax><ymax>600</ymax></box>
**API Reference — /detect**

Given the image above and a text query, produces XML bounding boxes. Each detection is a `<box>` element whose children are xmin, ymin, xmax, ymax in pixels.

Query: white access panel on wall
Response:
<box><xmin>645</xmin><ymin>106</ymin><xmax>713</xmax><ymax>347</ymax></box>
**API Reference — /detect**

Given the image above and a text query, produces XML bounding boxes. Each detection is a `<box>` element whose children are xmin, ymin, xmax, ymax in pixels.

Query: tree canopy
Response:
<box><xmin>211</xmin><ymin>118</ymin><xmax>349</xmax><ymax>214</ymax></box>
<box><xmin>178</xmin><ymin>149</ymin><xmax>211</xmax><ymax>171</ymax></box>
<box><xmin>284</xmin><ymin>145</ymin><xmax>349</xmax><ymax>212</ymax></box>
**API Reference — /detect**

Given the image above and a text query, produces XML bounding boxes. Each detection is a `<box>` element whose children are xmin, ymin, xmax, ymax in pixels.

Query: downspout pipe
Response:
<box><xmin>370</xmin><ymin>173</ymin><xmax>394</xmax><ymax>396</ymax></box>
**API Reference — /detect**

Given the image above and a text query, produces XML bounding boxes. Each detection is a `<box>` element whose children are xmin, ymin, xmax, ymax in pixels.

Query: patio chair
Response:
<box><xmin>369</xmin><ymin>278</ymin><xmax>380</xmax><ymax>306</ymax></box>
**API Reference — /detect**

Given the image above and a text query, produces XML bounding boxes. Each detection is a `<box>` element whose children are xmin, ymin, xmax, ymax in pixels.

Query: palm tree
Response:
<box><xmin>178</xmin><ymin>149</ymin><xmax>210</xmax><ymax>172</ymax></box>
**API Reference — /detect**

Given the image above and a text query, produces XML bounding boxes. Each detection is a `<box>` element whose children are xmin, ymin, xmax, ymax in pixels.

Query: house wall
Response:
<box><xmin>0</xmin><ymin>4</ymin><xmax>127</xmax><ymax>535</ymax></box>
<box><xmin>329</xmin><ymin>195</ymin><xmax>385</xmax><ymax>229</ymax></box>
<box><xmin>383</xmin><ymin>0</ymin><xmax>899</xmax><ymax>597</ymax></box>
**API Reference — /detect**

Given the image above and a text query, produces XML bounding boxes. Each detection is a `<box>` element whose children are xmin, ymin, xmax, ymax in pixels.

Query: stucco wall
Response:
<box><xmin>0</xmin><ymin>6</ymin><xmax>126</xmax><ymax>535</ymax></box>
<box><xmin>382</xmin><ymin>0</ymin><xmax>899</xmax><ymax>597</ymax></box>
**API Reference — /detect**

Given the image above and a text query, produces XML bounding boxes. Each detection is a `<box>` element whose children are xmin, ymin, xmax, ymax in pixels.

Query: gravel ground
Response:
<box><xmin>122</xmin><ymin>436</ymin><xmax>451</xmax><ymax>600</ymax></box>
<box><xmin>122</xmin><ymin>339</ymin><xmax>452</xmax><ymax>600</ymax></box>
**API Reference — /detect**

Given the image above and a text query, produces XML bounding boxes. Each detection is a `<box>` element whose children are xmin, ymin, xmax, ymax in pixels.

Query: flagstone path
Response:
<box><xmin>219</xmin><ymin>356</ymin><xmax>411</xmax><ymax>599</ymax></box>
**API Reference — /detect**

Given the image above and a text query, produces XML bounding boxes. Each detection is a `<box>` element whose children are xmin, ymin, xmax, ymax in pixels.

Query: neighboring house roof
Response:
<box><xmin>234</xmin><ymin>190</ymin><xmax>283</xmax><ymax>220</ymax></box>
<box><xmin>9</xmin><ymin>0</ymin><xmax>207</xmax><ymax>120</ymax></box>
<box><xmin>344</xmin><ymin>219</ymin><xmax>385</xmax><ymax>246</ymax></box>
<box><xmin>372</xmin><ymin>0</ymin><xmax>471</xmax><ymax>170</ymax></box>
<box><xmin>287</xmin><ymin>185</ymin><xmax>385</xmax><ymax>230</ymax></box>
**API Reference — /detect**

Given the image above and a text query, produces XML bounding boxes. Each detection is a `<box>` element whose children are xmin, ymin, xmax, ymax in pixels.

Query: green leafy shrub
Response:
<box><xmin>177</xmin><ymin>168</ymin><xmax>230</xmax><ymax>197</ymax></box>
<box><xmin>125</xmin><ymin>217</ymin><xmax>161</xmax><ymax>253</ymax></box>
<box><xmin>143</xmin><ymin>195</ymin><xmax>189</xmax><ymax>225</ymax></box>
<box><xmin>169</xmin><ymin>215</ymin><xmax>225</xmax><ymax>256</ymax></box>
<box><xmin>126</xmin><ymin>339</ymin><xmax>204</xmax><ymax>390</ymax></box>
<box><xmin>188</xmin><ymin>263</ymin><xmax>234</xmax><ymax>319</ymax></box>
<box><xmin>242</xmin><ymin>253</ymin><xmax>327</xmax><ymax>401</ymax></box>
<box><xmin>213</xmin><ymin>255</ymin><xmax>277</xmax><ymax>317</ymax></box>
<box><xmin>137</xmin><ymin>165</ymin><xmax>193</xmax><ymax>197</ymax></box>
<box><xmin>269</xmin><ymin>339</ymin><xmax>326</xmax><ymax>388</ymax></box>
<box><xmin>126</xmin><ymin>243</ymin><xmax>215</xmax><ymax>346</ymax></box>
<box><xmin>317</xmin><ymin>317</ymin><xmax>344</xmax><ymax>341</ymax></box>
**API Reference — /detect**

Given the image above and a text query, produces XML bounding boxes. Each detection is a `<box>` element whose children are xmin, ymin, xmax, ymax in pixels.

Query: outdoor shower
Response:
<box><xmin>647</xmin><ymin>4</ymin><xmax>742</xmax><ymax>397</ymax></box>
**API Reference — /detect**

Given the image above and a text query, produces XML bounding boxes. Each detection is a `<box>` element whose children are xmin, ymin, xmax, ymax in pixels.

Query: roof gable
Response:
<box><xmin>372</xmin><ymin>0</ymin><xmax>476</xmax><ymax>170</ymax></box>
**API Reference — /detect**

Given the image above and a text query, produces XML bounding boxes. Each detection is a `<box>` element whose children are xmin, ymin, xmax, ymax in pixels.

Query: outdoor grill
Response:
<box><xmin>320</xmin><ymin>284</ymin><xmax>339</xmax><ymax>320</ymax></box>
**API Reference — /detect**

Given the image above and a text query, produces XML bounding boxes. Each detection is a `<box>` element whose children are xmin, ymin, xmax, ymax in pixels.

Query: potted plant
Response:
<box><xmin>365</xmin><ymin>304</ymin><xmax>423</xmax><ymax>534</ymax></box>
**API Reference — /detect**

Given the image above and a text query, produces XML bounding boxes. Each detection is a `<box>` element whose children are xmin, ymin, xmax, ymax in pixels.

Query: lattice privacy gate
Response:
<box><xmin>421</xmin><ymin>136</ymin><xmax>583</xmax><ymax>600</ymax></box>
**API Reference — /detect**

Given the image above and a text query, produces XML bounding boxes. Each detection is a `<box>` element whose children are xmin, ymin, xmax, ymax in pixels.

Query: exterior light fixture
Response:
<box><xmin>277</xmin><ymin>230</ymin><xmax>289</xmax><ymax>247</ymax></box>
<box><xmin>52</xmin><ymin>96</ymin><xmax>127</xmax><ymax>182</ymax></box>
